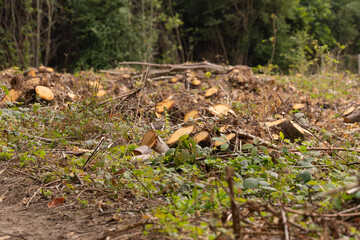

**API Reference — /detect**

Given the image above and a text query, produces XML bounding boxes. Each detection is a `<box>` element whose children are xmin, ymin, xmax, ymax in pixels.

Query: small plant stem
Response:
<box><xmin>281</xmin><ymin>208</ymin><xmax>290</xmax><ymax>240</ymax></box>
<box><xmin>26</xmin><ymin>187</ymin><xmax>42</xmax><ymax>208</ymax></box>
<box><xmin>225</xmin><ymin>166</ymin><xmax>241</xmax><ymax>239</ymax></box>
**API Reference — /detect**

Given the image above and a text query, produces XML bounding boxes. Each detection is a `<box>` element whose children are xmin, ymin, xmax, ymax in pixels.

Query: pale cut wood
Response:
<box><xmin>265</xmin><ymin>118</ymin><xmax>310</xmax><ymax>141</ymax></box>
<box><xmin>141</xmin><ymin>130</ymin><xmax>158</xmax><ymax>148</ymax></box>
<box><xmin>88</xmin><ymin>81</ymin><xmax>103</xmax><ymax>89</ymax></box>
<box><xmin>2</xmin><ymin>89</ymin><xmax>22</xmax><ymax>102</ymax></box>
<box><xmin>292</xmin><ymin>103</ymin><xmax>306</xmax><ymax>110</ymax></box>
<box><xmin>141</xmin><ymin>130</ymin><xmax>169</xmax><ymax>153</ymax></box>
<box><xmin>97</xmin><ymin>90</ymin><xmax>107</xmax><ymax>97</ymax></box>
<box><xmin>35</xmin><ymin>86</ymin><xmax>54</xmax><ymax>101</ymax></box>
<box><xmin>343</xmin><ymin>106</ymin><xmax>355</xmax><ymax>117</ymax></box>
<box><xmin>344</xmin><ymin>108</ymin><xmax>360</xmax><ymax>123</ymax></box>
<box><xmin>38</xmin><ymin>65</ymin><xmax>47</xmax><ymax>73</ymax></box>
<box><xmin>205</xmin><ymin>87</ymin><xmax>218</xmax><ymax>97</ymax></box>
<box><xmin>24</xmin><ymin>69</ymin><xmax>37</xmax><ymax>78</ymax></box>
<box><xmin>219</xmin><ymin>125</ymin><xmax>229</xmax><ymax>133</ymax></box>
<box><xmin>214</xmin><ymin>133</ymin><xmax>236</xmax><ymax>146</ymax></box>
<box><xmin>156</xmin><ymin>100</ymin><xmax>175</xmax><ymax>113</ymax></box>
<box><xmin>46</xmin><ymin>67</ymin><xmax>54</xmax><ymax>73</ymax></box>
<box><xmin>167</xmin><ymin>125</ymin><xmax>195</xmax><ymax>144</ymax></box>
<box><xmin>191</xmin><ymin>78</ymin><xmax>201</xmax><ymax>86</ymax></box>
<box><xmin>209</xmin><ymin>104</ymin><xmax>235</xmax><ymax>117</ymax></box>
<box><xmin>194</xmin><ymin>131</ymin><xmax>209</xmax><ymax>143</ymax></box>
<box><xmin>184</xmin><ymin>110</ymin><xmax>200</xmax><ymax>122</ymax></box>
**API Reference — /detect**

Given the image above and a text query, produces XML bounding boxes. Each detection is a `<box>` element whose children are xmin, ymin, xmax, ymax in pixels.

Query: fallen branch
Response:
<box><xmin>288</xmin><ymin>147</ymin><xmax>360</xmax><ymax>153</ymax></box>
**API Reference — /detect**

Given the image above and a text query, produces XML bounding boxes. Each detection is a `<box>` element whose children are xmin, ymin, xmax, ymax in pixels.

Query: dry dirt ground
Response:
<box><xmin>0</xmin><ymin>167</ymin><xmax>160</xmax><ymax>240</ymax></box>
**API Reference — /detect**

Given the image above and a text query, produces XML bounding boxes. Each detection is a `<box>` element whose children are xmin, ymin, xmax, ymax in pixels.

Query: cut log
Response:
<box><xmin>205</xmin><ymin>87</ymin><xmax>218</xmax><ymax>97</ymax></box>
<box><xmin>344</xmin><ymin>108</ymin><xmax>360</xmax><ymax>123</ymax></box>
<box><xmin>184</xmin><ymin>110</ymin><xmax>200</xmax><ymax>122</ymax></box>
<box><xmin>141</xmin><ymin>130</ymin><xmax>158</xmax><ymax>148</ymax></box>
<box><xmin>156</xmin><ymin>99</ymin><xmax>175</xmax><ymax>113</ymax></box>
<box><xmin>140</xmin><ymin>130</ymin><xmax>169</xmax><ymax>154</ymax></box>
<box><xmin>191</xmin><ymin>78</ymin><xmax>201</xmax><ymax>86</ymax></box>
<box><xmin>214</xmin><ymin>133</ymin><xmax>236</xmax><ymax>147</ymax></box>
<box><xmin>170</xmin><ymin>74</ymin><xmax>184</xmax><ymax>83</ymax></box>
<box><xmin>194</xmin><ymin>131</ymin><xmax>209</xmax><ymax>143</ymax></box>
<box><xmin>88</xmin><ymin>81</ymin><xmax>103</xmax><ymax>89</ymax></box>
<box><xmin>24</xmin><ymin>69</ymin><xmax>37</xmax><ymax>78</ymax></box>
<box><xmin>343</xmin><ymin>106</ymin><xmax>356</xmax><ymax>117</ymax></box>
<box><xmin>35</xmin><ymin>86</ymin><xmax>54</xmax><ymax>101</ymax></box>
<box><xmin>167</xmin><ymin>125</ymin><xmax>195</xmax><ymax>145</ymax></box>
<box><xmin>209</xmin><ymin>104</ymin><xmax>235</xmax><ymax>117</ymax></box>
<box><xmin>2</xmin><ymin>89</ymin><xmax>22</xmax><ymax>102</ymax></box>
<box><xmin>292</xmin><ymin>103</ymin><xmax>306</xmax><ymax>110</ymax></box>
<box><xmin>38</xmin><ymin>66</ymin><xmax>54</xmax><ymax>73</ymax></box>
<box><xmin>265</xmin><ymin>118</ymin><xmax>310</xmax><ymax>141</ymax></box>
<box><xmin>97</xmin><ymin>90</ymin><xmax>107</xmax><ymax>97</ymax></box>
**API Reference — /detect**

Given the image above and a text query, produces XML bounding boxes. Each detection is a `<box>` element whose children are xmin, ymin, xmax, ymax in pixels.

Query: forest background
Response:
<box><xmin>0</xmin><ymin>0</ymin><xmax>359</xmax><ymax>73</ymax></box>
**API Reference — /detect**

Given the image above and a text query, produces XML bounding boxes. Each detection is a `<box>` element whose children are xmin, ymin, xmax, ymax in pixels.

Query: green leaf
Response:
<box><xmin>354</xmin><ymin>191</ymin><xmax>360</xmax><ymax>199</ymax></box>
<box><xmin>253</xmin><ymin>138</ymin><xmax>259</xmax><ymax>145</ymax></box>
<box><xmin>241</xmin><ymin>144</ymin><xmax>254</xmax><ymax>150</ymax></box>
<box><xmin>220</xmin><ymin>143</ymin><xmax>229</xmax><ymax>151</ymax></box>
<box><xmin>279</xmin><ymin>132</ymin><xmax>284</xmax><ymax>140</ymax></box>
<box><xmin>0</xmin><ymin>85</ymin><xmax>9</xmax><ymax>95</ymax></box>
<box><xmin>174</xmin><ymin>149</ymin><xmax>191</xmax><ymax>166</ymax></box>
<box><xmin>251</xmin><ymin>146</ymin><xmax>258</xmax><ymax>155</ymax></box>
<box><xmin>298</xmin><ymin>171</ymin><xmax>311</xmax><ymax>183</ymax></box>
<box><xmin>243</xmin><ymin>177</ymin><xmax>259</xmax><ymax>189</ymax></box>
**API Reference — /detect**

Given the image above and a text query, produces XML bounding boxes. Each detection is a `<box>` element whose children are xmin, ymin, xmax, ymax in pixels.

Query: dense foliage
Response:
<box><xmin>0</xmin><ymin>0</ymin><xmax>359</xmax><ymax>72</ymax></box>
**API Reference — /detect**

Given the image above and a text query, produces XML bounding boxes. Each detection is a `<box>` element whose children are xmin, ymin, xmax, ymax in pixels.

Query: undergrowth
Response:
<box><xmin>1</xmin><ymin>72</ymin><xmax>360</xmax><ymax>239</ymax></box>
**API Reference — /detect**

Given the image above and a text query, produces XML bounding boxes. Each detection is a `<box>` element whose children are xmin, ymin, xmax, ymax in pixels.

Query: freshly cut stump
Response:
<box><xmin>343</xmin><ymin>106</ymin><xmax>356</xmax><ymax>117</ymax></box>
<box><xmin>35</xmin><ymin>86</ymin><xmax>54</xmax><ymax>101</ymax></box>
<box><xmin>214</xmin><ymin>133</ymin><xmax>236</xmax><ymax>147</ymax></box>
<box><xmin>344</xmin><ymin>108</ymin><xmax>360</xmax><ymax>123</ymax></box>
<box><xmin>156</xmin><ymin>99</ymin><xmax>175</xmax><ymax>113</ymax></box>
<box><xmin>97</xmin><ymin>90</ymin><xmax>107</xmax><ymax>97</ymax></box>
<box><xmin>184</xmin><ymin>110</ymin><xmax>200</xmax><ymax>122</ymax></box>
<box><xmin>194</xmin><ymin>131</ymin><xmax>209</xmax><ymax>143</ymax></box>
<box><xmin>265</xmin><ymin>118</ymin><xmax>310</xmax><ymax>141</ymax></box>
<box><xmin>209</xmin><ymin>104</ymin><xmax>235</xmax><ymax>117</ymax></box>
<box><xmin>167</xmin><ymin>126</ymin><xmax>194</xmax><ymax>145</ymax></box>
<box><xmin>205</xmin><ymin>87</ymin><xmax>218</xmax><ymax>97</ymax></box>
<box><xmin>141</xmin><ymin>130</ymin><xmax>158</xmax><ymax>148</ymax></box>
<box><xmin>2</xmin><ymin>89</ymin><xmax>22</xmax><ymax>102</ymax></box>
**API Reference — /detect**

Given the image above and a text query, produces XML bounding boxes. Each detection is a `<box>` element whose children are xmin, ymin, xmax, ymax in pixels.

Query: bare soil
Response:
<box><xmin>0</xmin><ymin>166</ymin><xmax>159</xmax><ymax>240</ymax></box>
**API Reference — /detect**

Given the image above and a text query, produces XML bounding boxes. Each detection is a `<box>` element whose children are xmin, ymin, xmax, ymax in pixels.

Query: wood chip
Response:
<box><xmin>194</xmin><ymin>131</ymin><xmax>209</xmax><ymax>143</ymax></box>
<box><xmin>343</xmin><ymin>106</ymin><xmax>355</xmax><ymax>117</ymax></box>
<box><xmin>184</xmin><ymin>110</ymin><xmax>200</xmax><ymax>122</ymax></box>
<box><xmin>209</xmin><ymin>104</ymin><xmax>235</xmax><ymax>117</ymax></box>
<box><xmin>35</xmin><ymin>86</ymin><xmax>54</xmax><ymax>101</ymax></box>
<box><xmin>141</xmin><ymin>130</ymin><xmax>158</xmax><ymax>148</ymax></box>
<box><xmin>97</xmin><ymin>90</ymin><xmax>107</xmax><ymax>97</ymax></box>
<box><xmin>156</xmin><ymin>100</ymin><xmax>175</xmax><ymax>113</ymax></box>
<box><xmin>292</xmin><ymin>103</ymin><xmax>306</xmax><ymax>110</ymax></box>
<box><xmin>191</xmin><ymin>78</ymin><xmax>202</xmax><ymax>86</ymax></box>
<box><xmin>205</xmin><ymin>87</ymin><xmax>218</xmax><ymax>97</ymax></box>
<box><xmin>2</xmin><ymin>89</ymin><xmax>22</xmax><ymax>102</ymax></box>
<box><xmin>167</xmin><ymin>125</ymin><xmax>195</xmax><ymax>145</ymax></box>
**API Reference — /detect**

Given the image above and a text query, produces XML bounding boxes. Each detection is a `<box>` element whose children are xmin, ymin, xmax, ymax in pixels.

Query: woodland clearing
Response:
<box><xmin>1</xmin><ymin>63</ymin><xmax>360</xmax><ymax>239</ymax></box>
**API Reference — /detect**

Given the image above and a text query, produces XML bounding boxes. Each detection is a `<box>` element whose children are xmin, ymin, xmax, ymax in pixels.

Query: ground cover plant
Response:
<box><xmin>1</xmin><ymin>62</ymin><xmax>360</xmax><ymax>239</ymax></box>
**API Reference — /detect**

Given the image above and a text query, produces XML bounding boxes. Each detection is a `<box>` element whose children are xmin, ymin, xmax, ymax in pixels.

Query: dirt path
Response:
<box><xmin>0</xmin><ymin>167</ymin><xmax>155</xmax><ymax>240</ymax></box>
